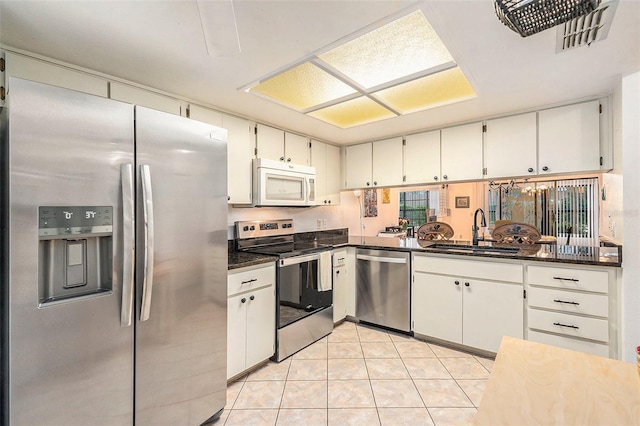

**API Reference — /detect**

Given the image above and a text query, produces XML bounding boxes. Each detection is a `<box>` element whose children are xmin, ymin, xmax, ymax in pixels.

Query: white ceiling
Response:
<box><xmin>1</xmin><ymin>0</ymin><xmax>638</xmax><ymax>145</ymax></box>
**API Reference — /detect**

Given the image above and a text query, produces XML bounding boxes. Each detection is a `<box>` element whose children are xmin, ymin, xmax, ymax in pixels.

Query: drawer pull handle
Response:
<box><xmin>241</xmin><ymin>278</ymin><xmax>258</xmax><ymax>285</ymax></box>
<box><xmin>553</xmin><ymin>299</ymin><xmax>580</xmax><ymax>305</ymax></box>
<box><xmin>552</xmin><ymin>277</ymin><xmax>579</xmax><ymax>282</ymax></box>
<box><xmin>553</xmin><ymin>322</ymin><xmax>579</xmax><ymax>329</ymax></box>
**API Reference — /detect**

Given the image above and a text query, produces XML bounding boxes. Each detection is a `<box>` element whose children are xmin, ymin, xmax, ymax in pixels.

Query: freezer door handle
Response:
<box><xmin>121</xmin><ymin>163</ymin><xmax>135</xmax><ymax>327</ymax></box>
<box><xmin>140</xmin><ymin>164</ymin><xmax>155</xmax><ymax>321</ymax></box>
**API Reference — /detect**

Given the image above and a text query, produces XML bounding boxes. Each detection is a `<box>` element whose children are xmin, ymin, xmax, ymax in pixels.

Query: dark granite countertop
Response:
<box><xmin>341</xmin><ymin>236</ymin><xmax>622</xmax><ymax>267</ymax></box>
<box><xmin>228</xmin><ymin>229</ymin><xmax>621</xmax><ymax>269</ymax></box>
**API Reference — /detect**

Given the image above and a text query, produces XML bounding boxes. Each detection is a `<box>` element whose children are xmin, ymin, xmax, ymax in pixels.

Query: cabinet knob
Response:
<box><xmin>336</xmin><ymin>270</ymin><xmax>340</xmax><ymax>275</ymax></box>
<box><xmin>454</xmin><ymin>280</ymin><xmax>460</xmax><ymax>286</ymax></box>
<box><xmin>542</xmin><ymin>166</ymin><xmax>549</xmax><ymax>172</ymax></box>
<box><xmin>250</xmin><ymin>295</ymin><xmax>255</xmax><ymax>301</ymax></box>
<box><xmin>528</xmin><ymin>168</ymin><xmax>534</xmax><ymax>173</ymax></box>
<box><xmin>443</xmin><ymin>175</ymin><xmax>448</xmax><ymax>180</ymax></box>
<box><xmin>324</xmin><ymin>200</ymin><xmax>327</xmax><ymax>204</ymax></box>
<box><xmin>279</xmin><ymin>156</ymin><xmax>285</xmax><ymax>161</ymax></box>
<box><xmin>434</xmin><ymin>176</ymin><xmax>438</xmax><ymax>181</ymax></box>
<box><xmin>464</xmin><ymin>282</ymin><xmax>470</xmax><ymax>287</ymax></box>
<box><xmin>241</xmin><ymin>298</ymin><xmax>246</xmax><ymax>303</ymax></box>
<box><xmin>227</xmin><ymin>195</ymin><xmax>231</xmax><ymax>201</ymax></box>
<box><xmin>366</xmin><ymin>182</ymin><xmax>370</xmax><ymax>186</ymax></box>
<box><xmin>287</xmin><ymin>158</ymin><xmax>292</xmax><ymax>162</ymax></box>
<box><xmin>373</xmin><ymin>181</ymin><xmax>377</xmax><ymax>186</ymax></box>
<box><xmin>328</xmin><ymin>200</ymin><xmax>331</xmax><ymax>204</ymax></box>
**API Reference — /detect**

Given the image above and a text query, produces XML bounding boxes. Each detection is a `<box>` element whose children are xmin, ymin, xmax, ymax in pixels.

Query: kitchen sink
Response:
<box><xmin>427</xmin><ymin>243</ymin><xmax>521</xmax><ymax>254</ymax></box>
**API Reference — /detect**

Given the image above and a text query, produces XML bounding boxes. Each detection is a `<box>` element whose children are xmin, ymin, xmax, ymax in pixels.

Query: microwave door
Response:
<box><xmin>263</xmin><ymin>172</ymin><xmax>306</xmax><ymax>206</ymax></box>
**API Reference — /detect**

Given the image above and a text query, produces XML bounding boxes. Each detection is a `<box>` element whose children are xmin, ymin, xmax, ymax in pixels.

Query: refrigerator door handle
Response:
<box><xmin>140</xmin><ymin>164</ymin><xmax>155</xmax><ymax>321</ymax></box>
<box><xmin>121</xmin><ymin>163</ymin><xmax>135</xmax><ymax>327</ymax></box>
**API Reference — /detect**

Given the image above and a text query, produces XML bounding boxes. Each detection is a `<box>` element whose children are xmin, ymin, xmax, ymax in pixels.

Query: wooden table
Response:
<box><xmin>475</xmin><ymin>336</ymin><xmax>640</xmax><ymax>425</ymax></box>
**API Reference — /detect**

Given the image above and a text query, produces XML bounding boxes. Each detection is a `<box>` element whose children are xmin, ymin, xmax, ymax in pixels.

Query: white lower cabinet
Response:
<box><xmin>526</xmin><ymin>264</ymin><xmax>616</xmax><ymax>358</ymax></box>
<box><xmin>227</xmin><ymin>263</ymin><xmax>276</xmax><ymax>379</ymax></box>
<box><xmin>332</xmin><ymin>248</ymin><xmax>354</xmax><ymax>323</ymax></box>
<box><xmin>412</xmin><ymin>254</ymin><xmax>524</xmax><ymax>353</ymax></box>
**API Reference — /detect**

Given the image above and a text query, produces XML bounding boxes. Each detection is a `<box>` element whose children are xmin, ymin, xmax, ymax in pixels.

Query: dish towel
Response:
<box><xmin>318</xmin><ymin>251</ymin><xmax>333</xmax><ymax>292</ymax></box>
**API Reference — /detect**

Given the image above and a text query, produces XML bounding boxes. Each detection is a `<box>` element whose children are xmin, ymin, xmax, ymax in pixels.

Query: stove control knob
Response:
<box><xmin>250</xmin><ymin>226</ymin><xmax>255</xmax><ymax>230</ymax></box>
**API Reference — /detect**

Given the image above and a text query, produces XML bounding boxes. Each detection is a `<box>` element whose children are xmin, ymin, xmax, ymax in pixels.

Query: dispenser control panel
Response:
<box><xmin>39</xmin><ymin>206</ymin><xmax>113</xmax><ymax>237</ymax></box>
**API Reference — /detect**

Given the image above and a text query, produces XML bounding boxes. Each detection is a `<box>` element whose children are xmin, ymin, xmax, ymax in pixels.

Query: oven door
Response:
<box><xmin>277</xmin><ymin>252</ymin><xmax>332</xmax><ymax>329</ymax></box>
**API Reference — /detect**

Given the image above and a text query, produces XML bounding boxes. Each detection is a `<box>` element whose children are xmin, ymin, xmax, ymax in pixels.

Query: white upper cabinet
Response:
<box><xmin>538</xmin><ymin>100</ymin><xmax>600</xmax><ymax>175</ymax></box>
<box><xmin>484</xmin><ymin>113</ymin><xmax>537</xmax><ymax>179</ymax></box>
<box><xmin>404</xmin><ymin>130</ymin><xmax>441</xmax><ymax>185</ymax></box>
<box><xmin>189</xmin><ymin>104</ymin><xmax>223</xmax><ymax>127</ymax></box>
<box><xmin>222</xmin><ymin>114</ymin><xmax>254</xmax><ymax>204</ymax></box>
<box><xmin>255</xmin><ymin>124</ymin><xmax>284</xmax><ymax>161</ymax></box>
<box><xmin>441</xmin><ymin>122</ymin><xmax>484</xmax><ymax>182</ymax></box>
<box><xmin>372</xmin><ymin>137</ymin><xmax>403</xmax><ymax>187</ymax></box>
<box><xmin>284</xmin><ymin>132</ymin><xmax>311</xmax><ymax>165</ymax></box>
<box><xmin>110</xmin><ymin>82</ymin><xmax>185</xmax><ymax>116</ymax></box>
<box><xmin>255</xmin><ymin>125</ymin><xmax>310</xmax><ymax>165</ymax></box>
<box><xmin>311</xmin><ymin>140</ymin><xmax>341</xmax><ymax>205</ymax></box>
<box><xmin>3</xmin><ymin>51</ymin><xmax>108</xmax><ymax>98</ymax></box>
<box><xmin>344</xmin><ymin>142</ymin><xmax>373</xmax><ymax>189</ymax></box>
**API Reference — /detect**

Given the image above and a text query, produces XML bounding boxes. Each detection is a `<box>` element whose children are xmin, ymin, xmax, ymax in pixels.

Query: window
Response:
<box><xmin>399</xmin><ymin>190</ymin><xmax>438</xmax><ymax>226</ymax></box>
<box><xmin>487</xmin><ymin>177</ymin><xmax>599</xmax><ymax>246</ymax></box>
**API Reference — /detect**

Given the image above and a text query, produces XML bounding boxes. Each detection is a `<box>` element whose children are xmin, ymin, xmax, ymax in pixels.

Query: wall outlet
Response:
<box><xmin>317</xmin><ymin>219</ymin><xmax>322</xmax><ymax>229</ymax></box>
<box><xmin>323</xmin><ymin>219</ymin><xmax>328</xmax><ymax>229</ymax></box>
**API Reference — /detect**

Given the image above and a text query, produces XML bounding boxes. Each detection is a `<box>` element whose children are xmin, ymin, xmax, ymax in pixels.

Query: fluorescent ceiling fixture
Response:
<box><xmin>308</xmin><ymin>97</ymin><xmax>396</xmax><ymax>128</ymax></box>
<box><xmin>245</xmin><ymin>9</ymin><xmax>475</xmax><ymax>128</ymax></box>
<box><xmin>373</xmin><ymin>67</ymin><xmax>476</xmax><ymax>114</ymax></box>
<box><xmin>249</xmin><ymin>62</ymin><xmax>357</xmax><ymax>110</ymax></box>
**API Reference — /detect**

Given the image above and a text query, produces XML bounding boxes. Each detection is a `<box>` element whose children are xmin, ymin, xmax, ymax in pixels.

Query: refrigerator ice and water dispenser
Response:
<box><xmin>38</xmin><ymin>206</ymin><xmax>114</xmax><ymax>306</ymax></box>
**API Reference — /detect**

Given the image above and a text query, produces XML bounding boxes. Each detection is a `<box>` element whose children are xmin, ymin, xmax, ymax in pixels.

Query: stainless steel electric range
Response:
<box><xmin>235</xmin><ymin>219</ymin><xmax>334</xmax><ymax>361</ymax></box>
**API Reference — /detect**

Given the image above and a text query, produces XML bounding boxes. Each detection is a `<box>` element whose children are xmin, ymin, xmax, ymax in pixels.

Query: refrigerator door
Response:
<box><xmin>4</xmin><ymin>78</ymin><xmax>134</xmax><ymax>425</ymax></box>
<box><xmin>134</xmin><ymin>107</ymin><xmax>227</xmax><ymax>425</ymax></box>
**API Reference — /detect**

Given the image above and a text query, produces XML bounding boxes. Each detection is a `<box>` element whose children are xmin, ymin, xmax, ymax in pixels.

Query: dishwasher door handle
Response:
<box><xmin>356</xmin><ymin>254</ymin><xmax>407</xmax><ymax>264</ymax></box>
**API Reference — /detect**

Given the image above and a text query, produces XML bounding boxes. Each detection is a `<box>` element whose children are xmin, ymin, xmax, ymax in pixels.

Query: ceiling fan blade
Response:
<box><xmin>197</xmin><ymin>0</ymin><xmax>241</xmax><ymax>57</ymax></box>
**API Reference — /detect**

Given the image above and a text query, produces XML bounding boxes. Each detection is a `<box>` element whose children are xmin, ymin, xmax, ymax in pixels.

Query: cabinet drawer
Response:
<box><xmin>527</xmin><ymin>286</ymin><xmax>608</xmax><ymax>318</ymax></box>
<box><xmin>228</xmin><ymin>264</ymin><xmax>275</xmax><ymax>296</ymax></box>
<box><xmin>413</xmin><ymin>255</ymin><xmax>523</xmax><ymax>283</ymax></box>
<box><xmin>527</xmin><ymin>265</ymin><xmax>608</xmax><ymax>293</ymax></box>
<box><xmin>333</xmin><ymin>249</ymin><xmax>348</xmax><ymax>267</ymax></box>
<box><xmin>527</xmin><ymin>330</ymin><xmax>610</xmax><ymax>358</ymax></box>
<box><xmin>528</xmin><ymin>308</ymin><xmax>608</xmax><ymax>342</ymax></box>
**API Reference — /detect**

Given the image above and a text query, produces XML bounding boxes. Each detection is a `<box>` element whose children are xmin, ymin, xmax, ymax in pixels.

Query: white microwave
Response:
<box><xmin>253</xmin><ymin>158</ymin><xmax>316</xmax><ymax>207</ymax></box>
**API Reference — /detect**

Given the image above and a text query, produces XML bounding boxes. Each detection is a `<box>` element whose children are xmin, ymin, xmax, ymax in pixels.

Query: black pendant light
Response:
<box><xmin>493</xmin><ymin>0</ymin><xmax>600</xmax><ymax>37</ymax></box>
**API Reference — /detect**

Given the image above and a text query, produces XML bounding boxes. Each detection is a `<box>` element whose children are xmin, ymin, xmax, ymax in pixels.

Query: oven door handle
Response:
<box><xmin>279</xmin><ymin>252</ymin><xmax>321</xmax><ymax>266</ymax></box>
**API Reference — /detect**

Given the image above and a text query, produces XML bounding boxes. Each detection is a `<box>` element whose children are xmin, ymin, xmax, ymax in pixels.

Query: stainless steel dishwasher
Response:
<box><xmin>356</xmin><ymin>248</ymin><xmax>411</xmax><ymax>332</ymax></box>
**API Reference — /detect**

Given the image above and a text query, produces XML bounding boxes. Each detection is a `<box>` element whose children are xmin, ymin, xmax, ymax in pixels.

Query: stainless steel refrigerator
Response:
<box><xmin>0</xmin><ymin>77</ymin><xmax>228</xmax><ymax>425</ymax></box>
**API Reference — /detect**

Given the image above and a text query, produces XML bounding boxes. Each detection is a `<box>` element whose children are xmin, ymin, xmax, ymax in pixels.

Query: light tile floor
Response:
<box><xmin>218</xmin><ymin>321</ymin><xmax>495</xmax><ymax>426</ymax></box>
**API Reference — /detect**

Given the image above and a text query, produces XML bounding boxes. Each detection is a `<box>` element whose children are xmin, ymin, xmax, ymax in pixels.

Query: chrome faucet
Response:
<box><xmin>472</xmin><ymin>208</ymin><xmax>487</xmax><ymax>245</ymax></box>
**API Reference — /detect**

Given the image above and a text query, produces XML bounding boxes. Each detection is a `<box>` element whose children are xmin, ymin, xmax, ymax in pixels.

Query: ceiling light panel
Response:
<box><xmin>307</xmin><ymin>97</ymin><xmax>396</xmax><ymax>128</ymax></box>
<box><xmin>373</xmin><ymin>67</ymin><xmax>476</xmax><ymax>114</ymax></box>
<box><xmin>317</xmin><ymin>10</ymin><xmax>454</xmax><ymax>89</ymax></box>
<box><xmin>249</xmin><ymin>62</ymin><xmax>356</xmax><ymax>110</ymax></box>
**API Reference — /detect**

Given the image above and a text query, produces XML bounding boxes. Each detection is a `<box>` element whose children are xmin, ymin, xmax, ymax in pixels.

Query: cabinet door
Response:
<box><xmin>245</xmin><ymin>285</ymin><xmax>275</xmax><ymax>369</ymax></box>
<box><xmin>344</xmin><ymin>143</ymin><xmax>372</xmax><ymax>189</ymax></box>
<box><xmin>441</xmin><ymin>122</ymin><xmax>483</xmax><ymax>182</ymax></box>
<box><xmin>4</xmin><ymin>51</ymin><xmax>108</xmax><ymax>97</ymax></box>
<box><xmin>463</xmin><ymin>279</ymin><xmax>523</xmax><ymax>353</ymax></box>
<box><xmin>227</xmin><ymin>294</ymin><xmax>248</xmax><ymax>379</ymax></box>
<box><xmin>311</xmin><ymin>140</ymin><xmax>328</xmax><ymax>204</ymax></box>
<box><xmin>404</xmin><ymin>131</ymin><xmax>441</xmax><ymax>185</ymax></box>
<box><xmin>223</xmin><ymin>114</ymin><xmax>254</xmax><ymax>204</ymax></box>
<box><xmin>333</xmin><ymin>265</ymin><xmax>347</xmax><ymax>323</ymax></box>
<box><xmin>189</xmin><ymin>104</ymin><xmax>223</xmax><ymax>127</ymax></box>
<box><xmin>110</xmin><ymin>82</ymin><xmax>184</xmax><ymax>116</ymax></box>
<box><xmin>285</xmin><ymin>132</ymin><xmax>310</xmax><ymax>165</ymax></box>
<box><xmin>256</xmin><ymin>124</ymin><xmax>285</xmax><ymax>161</ymax></box>
<box><xmin>345</xmin><ymin>248</ymin><xmax>357</xmax><ymax>316</ymax></box>
<box><xmin>484</xmin><ymin>113</ymin><xmax>537</xmax><ymax>179</ymax></box>
<box><xmin>412</xmin><ymin>272</ymin><xmax>462</xmax><ymax>343</ymax></box>
<box><xmin>372</xmin><ymin>137</ymin><xmax>403</xmax><ymax>187</ymax></box>
<box><xmin>325</xmin><ymin>143</ymin><xmax>341</xmax><ymax>205</ymax></box>
<box><xmin>538</xmin><ymin>101</ymin><xmax>600</xmax><ymax>175</ymax></box>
